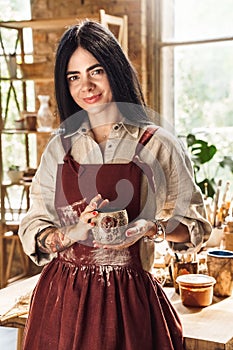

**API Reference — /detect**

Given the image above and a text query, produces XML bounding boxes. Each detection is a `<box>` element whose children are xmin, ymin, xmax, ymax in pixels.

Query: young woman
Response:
<box><xmin>19</xmin><ymin>20</ymin><xmax>211</xmax><ymax>349</ymax></box>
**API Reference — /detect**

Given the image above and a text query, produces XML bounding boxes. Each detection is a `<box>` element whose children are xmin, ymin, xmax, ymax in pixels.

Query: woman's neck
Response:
<box><xmin>88</xmin><ymin>102</ymin><xmax>122</xmax><ymax>144</ymax></box>
<box><xmin>91</xmin><ymin>125</ymin><xmax>113</xmax><ymax>145</ymax></box>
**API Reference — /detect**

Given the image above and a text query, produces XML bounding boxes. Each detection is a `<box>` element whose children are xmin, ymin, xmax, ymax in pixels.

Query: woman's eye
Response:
<box><xmin>67</xmin><ymin>75</ymin><xmax>79</xmax><ymax>82</ymax></box>
<box><xmin>90</xmin><ymin>68</ymin><xmax>104</xmax><ymax>77</ymax></box>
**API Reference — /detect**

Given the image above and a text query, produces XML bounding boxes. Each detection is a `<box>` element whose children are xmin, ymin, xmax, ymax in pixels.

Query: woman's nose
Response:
<box><xmin>80</xmin><ymin>77</ymin><xmax>94</xmax><ymax>92</ymax></box>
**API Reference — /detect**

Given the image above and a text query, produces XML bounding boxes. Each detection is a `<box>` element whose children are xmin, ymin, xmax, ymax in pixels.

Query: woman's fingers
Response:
<box><xmin>80</xmin><ymin>210</ymin><xmax>97</xmax><ymax>224</ymax></box>
<box><xmin>125</xmin><ymin>219</ymin><xmax>153</xmax><ymax>237</ymax></box>
<box><xmin>85</xmin><ymin>194</ymin><xmax>109</xmax><ymax>212</ymax></box>
<box><xmin>80</xmin><ymin>194</ymin><xmax>109</xmax><ymax>223</ymax></box>
<box><xmin>98</xmin><ymin>198</ymin><xmax>109</xmax><ymax>209</ymax></box>
<box><xmin>88</xmin><ymin>194</ymin><xmax>102</xmax><ymax>210</ymax></box>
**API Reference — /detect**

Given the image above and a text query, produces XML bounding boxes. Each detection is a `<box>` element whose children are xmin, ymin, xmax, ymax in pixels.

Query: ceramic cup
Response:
<box><xmin>172</xmin><ymin>260</ymin><xmax>198</xmax><ymax>293</ymax></box>
<box><xmin>20</xmin><ymin>112</ymin><xmax>37</xmax><ymax>131</ymax></box>
<box><xmin>92</xmin><ymin>208</ymin><xmax>128</xmax><ymax>245</ymax></box>
<box><xmin>207</xmin><ymin>249</ymin><xmax>233</xmax><ymax>297</ymax></box>
<box><xmin>25</xmin><ymin>114</ymin><xmax>37</xmax><ymax>131</ymax></box>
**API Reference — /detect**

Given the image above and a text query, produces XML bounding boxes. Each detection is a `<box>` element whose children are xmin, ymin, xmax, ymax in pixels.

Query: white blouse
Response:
<box><xmin>18</xmin><ymin>120</ymin><xmax>211</xmax><ymax>269</ymax></box>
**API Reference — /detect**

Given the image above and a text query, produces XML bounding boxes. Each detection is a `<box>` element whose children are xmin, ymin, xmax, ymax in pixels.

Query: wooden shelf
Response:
<box><xmin>2</xmin><ymin>181</ymin><xmax>32</xmax><ymax>187</ymax></box>
<box><xmin>1</xmin><ymin>128</ymin><xmax>53</xmax><ymax>134</ymax></box>
<box><xmin>0</xmin><ymin>17</ymin><xmax>81</xmax><ymax>30</ymax></box>
<box><xmin>0</xmin><ymin>16</ymin><xmax>71</xmax><ymax>289</ymax></box>
<box><xmin>0</xmin><ymin>77</ymin><xmax>53</xmax><ymax>82</ymax></box>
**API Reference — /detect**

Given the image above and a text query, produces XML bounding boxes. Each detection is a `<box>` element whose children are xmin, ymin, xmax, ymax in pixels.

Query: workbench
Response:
<box><xmin>164</xmin><ymin>288</ymin><xmax>233</xmax><ymax>349</ymax></box>
<box><xmin>0</xmin><ymin>274</ymin><xmax>233</xmax><ymax>350</ymax></box>
<box><xmin>0</xmin><ymin>274</ymin><xmax>40</xmax><ymax>350</ymax></box>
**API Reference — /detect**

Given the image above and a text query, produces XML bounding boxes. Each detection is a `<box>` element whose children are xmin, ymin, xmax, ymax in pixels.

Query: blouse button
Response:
<box><xmin>113</xmin><ymin>124</ymin><xmax>119</xmax><ymax>131</ymax></box>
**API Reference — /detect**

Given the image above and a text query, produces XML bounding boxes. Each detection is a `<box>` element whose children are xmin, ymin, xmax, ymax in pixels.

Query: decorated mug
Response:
<box><xmin>92</xmin><ymin>208</ymin><xmax>128</xmax><ymax>245</ymax></box>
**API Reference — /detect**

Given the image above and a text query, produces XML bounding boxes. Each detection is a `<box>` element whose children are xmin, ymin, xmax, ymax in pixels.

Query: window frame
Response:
<box><xmin>149</xmin><ymin>0</ymin><xmax>233</xmax><ymax>132</ymax></box>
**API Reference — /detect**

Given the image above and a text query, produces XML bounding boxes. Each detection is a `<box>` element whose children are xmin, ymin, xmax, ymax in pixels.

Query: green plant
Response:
<box><xmin>186</xmin><ymin>134</ymin><xmax>233</xmax><ymax>198</ymax></box>
<box><xmin>8</xmin><ymin>164</ymin><xmax>20</xmax><ymax>171</ymax></box>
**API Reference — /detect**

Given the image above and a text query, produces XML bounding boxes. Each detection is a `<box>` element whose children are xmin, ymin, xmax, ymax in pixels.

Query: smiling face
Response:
<box><xmin>66</xmin><ymin>47</ymin><xmax>113</xmax><ymax>113</ymax></box>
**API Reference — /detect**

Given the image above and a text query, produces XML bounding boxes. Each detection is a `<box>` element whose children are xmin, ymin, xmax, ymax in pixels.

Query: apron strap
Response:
<box><xmin>135</xmin><ymin>126</ymin><xmax>159</xmax><ymax>156</ymax></box>
<box><xmin>60</xmin><ymin>134</ymin><xmax>72</xmax><ymax>155</ymax></box>
<box><xmin>133</xmin><ymin>126</ymin><xmax>159</xmax><ymax>193</ymax></box>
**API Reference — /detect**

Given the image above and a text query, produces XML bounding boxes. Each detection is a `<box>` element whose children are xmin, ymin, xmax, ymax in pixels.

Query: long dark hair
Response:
<box><xmin>54</xmin><ymin>20</ymin><xmax>151</xmax><ymax>129</ymax></box>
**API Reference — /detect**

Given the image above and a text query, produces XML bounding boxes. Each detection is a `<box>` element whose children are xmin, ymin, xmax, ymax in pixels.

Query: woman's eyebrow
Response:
<box><xmin>66</xmin><ymin>63</ymin><xmax>102</xmax><ymax>76</ymax></box>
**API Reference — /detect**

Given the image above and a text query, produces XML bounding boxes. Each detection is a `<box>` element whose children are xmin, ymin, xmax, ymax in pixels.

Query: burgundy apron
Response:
<box><xmin>55</xmin><ymin>127</ymin><xmax>157</xmax><ymax>226</ymax></box>
<box><xmin>22</xmin><ymin>127</ymin><xmax>184</xmax><ymax>350</ymax></box>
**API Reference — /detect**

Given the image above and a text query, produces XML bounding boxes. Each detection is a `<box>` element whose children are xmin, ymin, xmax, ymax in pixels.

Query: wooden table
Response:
<box><xmin>164</xmin><ymin>288</ymin><xmax>233</xmax><ymax>349</ymax></box>
<box><xmin>0</xmin><ymin>274</ymin><xmax>233</xmax><ymax>350</ymax></box>
<box><xmin>0</xmin><ymin>274</ymin><xmax>40</xmax><ymax>350</ymax></box>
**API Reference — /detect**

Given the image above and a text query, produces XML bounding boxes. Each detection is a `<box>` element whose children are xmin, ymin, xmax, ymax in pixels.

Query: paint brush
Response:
<box><xmin>212</xmin><ymin>179</ymin><xmax>222</xmax><ymax>227</ymax></box>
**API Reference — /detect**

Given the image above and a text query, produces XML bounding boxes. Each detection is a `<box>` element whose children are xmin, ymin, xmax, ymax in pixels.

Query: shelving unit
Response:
<box><xmin>0</xmin><ymin>17</ymin><xmax>78</xmax><ymax>288</ymax></box>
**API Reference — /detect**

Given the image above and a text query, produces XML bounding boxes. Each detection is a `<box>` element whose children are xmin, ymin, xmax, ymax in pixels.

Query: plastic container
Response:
<box><xmin>176</xmin><ymin>274</ymin><xmax>216</xmax><ymax>307</ymax></box>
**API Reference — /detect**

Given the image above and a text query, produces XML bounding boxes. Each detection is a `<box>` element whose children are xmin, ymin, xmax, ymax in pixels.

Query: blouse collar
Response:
<box><xmin>64</xmin><ymin>119</ymin><xmax>140</xmax><ymax>139</ymax></box>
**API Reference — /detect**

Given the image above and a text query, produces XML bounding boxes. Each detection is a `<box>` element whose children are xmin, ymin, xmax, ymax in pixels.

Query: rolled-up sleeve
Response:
<box><xmin>151</xmin><ymin>129</ymin><xmax>212</xmax><ymax>252</ymax></box>
<box><xmin>18</xmin><ymin>136</ymin><xmax>63</xmax><ymax>265</ymax></box>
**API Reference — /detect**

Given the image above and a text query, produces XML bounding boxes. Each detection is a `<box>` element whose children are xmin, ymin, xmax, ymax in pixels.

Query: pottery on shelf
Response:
<box><xmin>37</xmin><ymin>95</ymin><xmax>54</xmax><ymax>131</ymax></box>
<box><xmin>7</xmin><ymin>169</ymin><xmax>24</xmax><ymax>183</ymax></box>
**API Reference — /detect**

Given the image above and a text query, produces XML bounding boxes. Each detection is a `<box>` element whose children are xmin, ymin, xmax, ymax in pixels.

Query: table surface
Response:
<box><xmin>0</xmin><ymin>274</ymin><xmax>40</xmax><ymax>328</ymax></box>
<box><xmin>164</xmin><ymin>288</ymin><xmax>233</xmax><ymax>348</ymax></box>
<box><xmin>0</xmin><ymin>274</ymin><xmax>233</xmax><ymax>348</ymax></box>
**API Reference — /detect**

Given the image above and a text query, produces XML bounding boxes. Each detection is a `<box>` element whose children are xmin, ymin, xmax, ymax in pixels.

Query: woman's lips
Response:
<box><xmin>83</xmin><ymin>93</ymin><xmax>102</xmax><ymax>104</ymax></box>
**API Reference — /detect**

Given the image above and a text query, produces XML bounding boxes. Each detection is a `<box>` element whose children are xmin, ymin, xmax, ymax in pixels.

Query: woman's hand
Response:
<box><xmin>68</xmin><ymin>194</ymin><xmax>109</xmax><ymax>241</ymax></box>
<box><xmin>93</xmin><ymin>219</ymin><xmax>156</xmax><ymax>250</ymax></box>
<box><xmin>37</xmin><ymin>194</ymin><xmax>109</xmax><ymax>254</ymax></box>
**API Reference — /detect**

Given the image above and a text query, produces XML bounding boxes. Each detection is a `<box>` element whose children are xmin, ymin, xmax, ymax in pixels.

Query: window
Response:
<box><xmin>153</xmin><ymin>0</ymin><xmax>233</xmax><ymax>197</ymax></box>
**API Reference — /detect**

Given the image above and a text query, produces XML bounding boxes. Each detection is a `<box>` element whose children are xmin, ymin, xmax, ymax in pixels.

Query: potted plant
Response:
<box><xmin>7</xmin><ymin>165</ymin><xmax>24</xmax><ymax>183</ymax></box>
<box><xmin>186</xmin><ymin>134</ymin><xmax>233</xmax><ymax>198</ymax></box>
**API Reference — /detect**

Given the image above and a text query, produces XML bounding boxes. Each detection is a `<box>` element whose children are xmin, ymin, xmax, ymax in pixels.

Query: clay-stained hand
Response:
<box><xmin>67</xmin><ymin>194</ymin><xmax>109</xmax><ymax>241</ymax></box>
<box><xmin>37</xmin><ymin>194</ymin><xmax>110</xmax><ymax>253</ymax></box>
